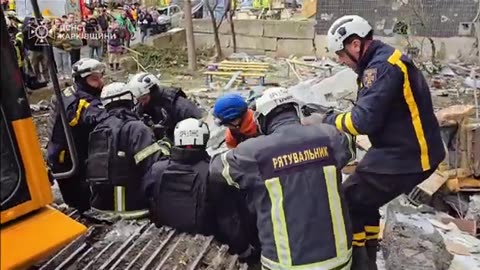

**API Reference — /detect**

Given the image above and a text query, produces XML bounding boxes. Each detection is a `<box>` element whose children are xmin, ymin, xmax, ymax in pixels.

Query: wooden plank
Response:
<box><xmin>416</xmin><ymin>170</ymin><xmax>449</xmax><ymax>196</ymax></box>
<box><xmin>217</xmin><ymin>66</ymin><xmax>269</xmax><ymax>72</ymax></box>
<box><xmin>220</xmin><ymin>61</ymin><xmax>270</xmax><ymax>67</ymax></box>
<box><xmin>204</xmin><ymin>71</ymin><xmax>266</xmax><ymax>77</ymax></box>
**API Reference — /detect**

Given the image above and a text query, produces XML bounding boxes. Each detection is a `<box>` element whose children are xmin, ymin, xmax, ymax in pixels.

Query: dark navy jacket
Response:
<box><xmin>139</xmin><ymin>86</ymin><xmax>203</xmax><ymax>140</ymax></box>
<box><xmin>47</xmin><ymin>85</ymin><xmax>106</xmax><ymax>173</ymax></box>
<box><xmin>324</xmin><ymin>40</ymin><xmax>445</xmax><ymax>174</ymax></box>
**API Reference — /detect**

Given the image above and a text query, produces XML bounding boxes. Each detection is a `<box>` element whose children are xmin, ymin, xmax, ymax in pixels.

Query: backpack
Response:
<box><xmin>85</xmin><ymin>115</ymin><xmax>135</xmax><ymax>186</ymax></box>
<box><xmin>151</xmin><ymin>161</ymin><xmax>213</xmax><ymax>234</ymax></box>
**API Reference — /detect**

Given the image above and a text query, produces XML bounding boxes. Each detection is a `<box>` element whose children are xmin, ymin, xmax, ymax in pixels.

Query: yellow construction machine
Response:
<box><xmin>0</xmin><ymin>3</ymin><xmax>87</xmax><ymax>269</ymax></box>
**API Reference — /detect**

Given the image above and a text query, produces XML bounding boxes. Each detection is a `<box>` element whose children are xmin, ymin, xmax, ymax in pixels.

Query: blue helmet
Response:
<box><xmin>213</xmin><ymin>93</ymin><xmax>248</xmax><ymax>124</ymax></box>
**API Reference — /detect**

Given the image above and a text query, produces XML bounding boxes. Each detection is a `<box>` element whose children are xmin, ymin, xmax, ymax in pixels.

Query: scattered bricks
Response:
<box><xmin>263</xmin><ymin>20</ymin><xmax>315</xmax><ymax>39</ymax></box>
<box><xmin>382</xmin><ymin>198</ymin><xmax>454</xmax><ymax>270</ymax></box>
<box><xmin>276</xmin><ymin>39</ymin><xmax>315</xmax><ymax>57</ymax></box>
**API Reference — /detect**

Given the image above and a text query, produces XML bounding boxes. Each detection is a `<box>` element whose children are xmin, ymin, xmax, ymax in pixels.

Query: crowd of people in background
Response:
<box><xmin>3</xmin><ymin>2</ymin><xmax>175</xmax><ymax>90</ymax></box>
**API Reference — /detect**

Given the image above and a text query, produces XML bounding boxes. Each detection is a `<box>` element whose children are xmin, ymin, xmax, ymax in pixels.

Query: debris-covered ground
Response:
<box><xmin>28</xmin><ymin>40</ymin><xmax>480</xmax><ymax>269</ymax></box>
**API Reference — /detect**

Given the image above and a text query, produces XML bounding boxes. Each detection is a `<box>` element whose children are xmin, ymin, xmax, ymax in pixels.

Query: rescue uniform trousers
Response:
<box><xmin>56</xmin><ymin>171</ymin><xmax>92</xmax><ymax>213</ymax></box>
<box><xmin>343</xmin><ymin>169</ymin><xmax>435</xmax><ymax>270</ymax></box>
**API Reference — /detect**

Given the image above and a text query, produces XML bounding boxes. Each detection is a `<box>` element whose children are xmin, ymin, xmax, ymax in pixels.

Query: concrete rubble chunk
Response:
<box><xmin>466</xmin><ymin>194</ymin><xmax>480</xmax><ymax>222</ymax></box>
<box><xmin>382</xmin><ymin>198</ymin><xmax>453</xmax><ymax>270</ymax></box>
<box><xmin>289</xmin><ymin>68</ymin><xmax>358</xmax><ymax>109</ymax></box>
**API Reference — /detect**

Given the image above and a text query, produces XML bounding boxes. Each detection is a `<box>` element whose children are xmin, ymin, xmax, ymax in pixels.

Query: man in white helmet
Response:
<box><xmin>143</xmin><ymin>118</ymin><xmax>259</xmax><ymax>263</ymax></box>
<box><xmin>319</xmin><ymin>15</ymin><xmax>445</xmax><ymax>269</ymax></box>
<box><xmin>210</xmin><ymin>87</ymin><xmax>356</xmax><ymax>270</ymax></box>
<box><xmin>126</xmin><ymin>72</ymin><xmax>203</xmax><ymax>140</ymax></box>
<box><xmin>46</xmin><ymin>58</ymin><xmax>108</xmax><ymax>212</ymax></box>
<box><xmin>85</xmin><ymin>82</ymin><xmax>171</xmax><ymax>218</ymax></box>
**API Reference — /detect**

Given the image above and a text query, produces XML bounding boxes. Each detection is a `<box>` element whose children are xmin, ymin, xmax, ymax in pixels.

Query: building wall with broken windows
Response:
<box><xmin>315</xmin><ymin>0</ymin><xmax>479</xmax><ymax>37</ymax></box>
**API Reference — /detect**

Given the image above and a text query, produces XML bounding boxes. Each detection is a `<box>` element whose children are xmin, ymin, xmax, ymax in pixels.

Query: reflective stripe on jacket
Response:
<box><xmin>324</xmin><ymin>40</ymin><xmax>445</xmax><ymax>174</ymax></box>
<box><xmin>210</xmin><ymin>112</ymin><xmax>354</xmax><ymax>269</ymax></box>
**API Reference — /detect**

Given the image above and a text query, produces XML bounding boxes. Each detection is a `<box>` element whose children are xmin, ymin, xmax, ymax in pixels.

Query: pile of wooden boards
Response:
<box><xmin>204</xmin><ymin>61</ymin><xmax>271</xmax><ymax>86</ymax></box>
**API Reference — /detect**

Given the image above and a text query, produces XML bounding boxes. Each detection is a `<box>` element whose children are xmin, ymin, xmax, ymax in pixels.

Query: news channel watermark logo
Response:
<box><xmin>27</xmin><ymin>21</ymin><xmax>114</xmax><ymax>46</ymax></box>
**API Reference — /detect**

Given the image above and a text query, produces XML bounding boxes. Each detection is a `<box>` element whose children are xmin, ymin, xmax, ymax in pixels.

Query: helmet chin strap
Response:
<box><xmin>345</xmin><ymin>39</ymin><xmax>366</xmax><ymax>65</ymax></box>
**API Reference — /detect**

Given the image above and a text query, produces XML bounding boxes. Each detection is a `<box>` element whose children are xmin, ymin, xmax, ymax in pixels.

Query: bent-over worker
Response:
<box><xmin>85</xmin><ymin>82</ymin><xmax>170</xmax><ymax>218</ymax></box>
<box><xmin>322</xmin><ymin>15</ymin><xmax>446</xmax><ymax>270</ymax></box>
<box><xmin>210</xmin><ymin>87</ymin><xmax>356</xmax><ymax>270</ymax></box>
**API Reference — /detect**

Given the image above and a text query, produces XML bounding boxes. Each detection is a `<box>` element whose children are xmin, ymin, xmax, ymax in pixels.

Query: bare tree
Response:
<box><xmin>226</xmin><ymin>0</ymin><xmax>237</xmax><ymax>52</ymax></box>
<box><xmin>184</xmin><ymin>0</ymin><xmax>197</xmax><ymax>71</ymax></box>
<box><xmin>204</xmin><ymin>0</ymin><xmax>229</xmax><ymax>61</ymax></box>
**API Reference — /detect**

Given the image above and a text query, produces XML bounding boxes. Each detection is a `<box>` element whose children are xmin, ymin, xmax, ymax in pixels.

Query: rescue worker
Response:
<box><xmin>86</xmin><ymin>82</ymin><xmax>171</xmax><ymax>218</ymax></box>
<box><xmin>213</xmin><ymin>93</ymin><xmax>258</xmax><ymax>149</ymax></box>
<box><xmin>210</xmin><ymin>87</ymin><xmax>356</xmax><ymax>270</ymax></box>
<box><xmin>320</xmin><ymin>15</ymin><xmax>446</xmax><ymax>269</ymax></box>
<box><xmin>46</xmin><ymin>58</ymin><xmax>107</xmax><ymax>212</ymax></box>
<box><xmin>7</xmin><ymin>23</ymin><xmax>25</xmax><ymax>82</ymax></box>
<box><xmin>127</xmin><ymin>72</ymin><xmax>203</xmax><ymax>140</ymax></box>
<box><xmin>143</xmin><ymin>118</ymin><xmax>259</xmax><ymax>262</ymax></box>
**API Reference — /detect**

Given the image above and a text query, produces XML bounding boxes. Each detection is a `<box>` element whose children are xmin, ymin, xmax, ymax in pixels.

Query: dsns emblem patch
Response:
<box><xmin>363</xmin><ymin>68</ymin><xmax>377</xmax><ymax>88</ymax></box>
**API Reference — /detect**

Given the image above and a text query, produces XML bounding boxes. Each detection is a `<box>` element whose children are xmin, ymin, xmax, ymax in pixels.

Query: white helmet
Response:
<box><xmin>327</xmin><ymin>15</ymin><xmax>373</xmax><ymax>53</ymax></box>
<box><xmin>72</xmin><ymin>58</ymin><xmax>105</xmax><ymax>78</ymax></box>
<box><xmin>254</xmin><ymin>87</ymin><xmax>301</xmax><ymax>134</ymax></box>
<box><xmin>101</xmin><ymin>82</ymin><xmax>134</xmax><ymax>107</ymax></box>
<box><xmin>127</xmin><ymin>72</ymin><xmax>161</xmax><ymax>98</ymax></box>
<box><xmin>174</xmin><ymin>118</ymin><xmax>210</xmax><ymax>147</ymax></box>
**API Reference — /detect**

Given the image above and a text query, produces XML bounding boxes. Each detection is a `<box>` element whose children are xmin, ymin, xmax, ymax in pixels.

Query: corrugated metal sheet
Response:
<box><xmin>36</xmin><ymin>209</ymin><xmax>247</xmax><ymax>270</ymax></box>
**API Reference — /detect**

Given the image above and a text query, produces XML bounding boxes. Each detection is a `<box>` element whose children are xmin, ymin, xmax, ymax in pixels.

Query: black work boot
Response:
<box><xmin>366</xmin><ymin>240</ymin><xmax>379</xmax><ymax>270</ymax></box>
<box><xmin>109</xmin><ymin>63</ymin><xmax>114</xmax><ymax>70</ymax></box>
<box><xmin>351</xmin><ymin>246</ymin><xmax>370</xmax><ymax>270</ymax></box>
<box><xmin>115</xmin><ymin>63</ymin><xmax>120</xmax><ymax>70</ymax></box>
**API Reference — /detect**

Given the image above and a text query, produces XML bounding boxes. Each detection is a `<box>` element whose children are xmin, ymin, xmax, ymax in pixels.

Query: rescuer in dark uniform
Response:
<box><xmin>319</xmin><ymin>15</ymin><xmax>446</xmax><ymax>270</ymax></box>
<box><xmin>86</xmin><ymin>82</ymin><xmax>171</xmax><ymax>218</ymax></box>
<box><xmin>126</xmin><ymin>72</ymin><xmax>203</xmax><ymax>141</ymax></box>
<box><xmin>210</xmin><ymin>87</ymin><xmax>356</xmax><ymax>270</ymax></box>
<box><xmin>143</xmin><ymin>118</ymin><xmax>259</xmax><ymax>262</ymax></box>
<box><xmin>46</xmin><ymin>58</ymin><xmax>107</xmax><ymax>212</ymax></box>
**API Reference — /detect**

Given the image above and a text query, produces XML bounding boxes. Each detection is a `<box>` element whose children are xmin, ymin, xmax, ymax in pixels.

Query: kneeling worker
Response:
<box><xmin>210</xmin><ymin>87</ymin><xmax>356</xmax><ymax>270</ymax></box>
<box><xmin>86</xmin><ymin>82</ymin><xmax>170</xmax><ymax>218</ymax></box>
<box><xmin>213</xmin><ymin>93</ymin><xmax>257</xmax><ymax>148</ymax></box>
<box><xmin>143</xmin><ymin>118</ymin><xmax>258</xmax><ymax>261</ymax></box>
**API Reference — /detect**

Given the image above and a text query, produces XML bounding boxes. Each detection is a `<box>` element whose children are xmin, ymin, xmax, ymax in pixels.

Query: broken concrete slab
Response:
<box><xmin>289</xmin><ymin>68</ymin><xmax>357</xmax><ymax>109</ymax></box>
<box><xmin>194</xmin><ymin>33</ymin><xmax>231</xmax><ymax>49</ymax></box>
<box><xmin>263</xmin><ymin>20</ymin><xmax>315</xmax><ymax>39</ymax></box>
<box><xmin>236</xmin><ymin>36</ymin><xmax>277</xmax><ymax>51</ymax></box>
<box><xmin>230</xmin><ymin>19</ymin><xmax>265</xmax><ymax>36</ymax></box>
<box><xmin>151</xmin><ymin>28</ymin><xmax>187</xmax><ymax>48</ymax></box>
<box><xmin>276</xmin><ymin>39</ymin><xmax>315</xmax><ymax>57</ymax></box>
<box><xmin>382</xmin><ymin>198</ymin><xmax>453</xmax><ymax>270</ymax></box>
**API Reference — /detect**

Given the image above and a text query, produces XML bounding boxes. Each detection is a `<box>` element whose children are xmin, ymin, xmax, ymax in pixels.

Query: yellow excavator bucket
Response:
<box><xmin>1</xmin><ymin>206</ymin><xmax>87</xmax><ymax>270</ymax></box>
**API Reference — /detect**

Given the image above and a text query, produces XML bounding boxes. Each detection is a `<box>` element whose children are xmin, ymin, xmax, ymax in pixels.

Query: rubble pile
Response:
<box><xmin>28</xmin><ymin>50</ymin><xmax>480</xmax><ymax>270</ymax></box>
<box><xmin>128</xmin><ymin>44</ymin><xmax>214</xmax><ymax>71</ymax></box>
